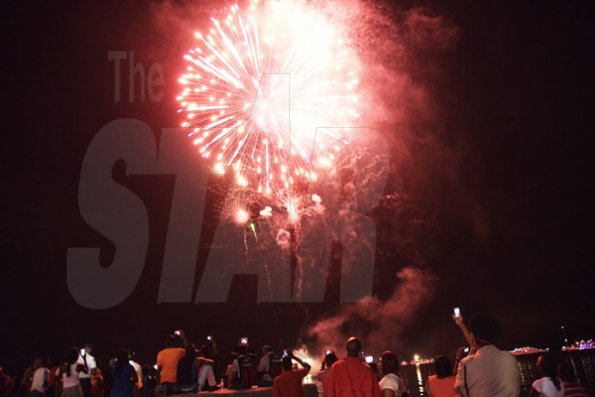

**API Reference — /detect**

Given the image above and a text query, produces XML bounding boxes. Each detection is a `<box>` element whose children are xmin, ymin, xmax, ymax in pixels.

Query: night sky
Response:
<box><xmin>2</xmin><ymin>0</ymin><xmax>595</xmax><ymax>375</ymax></box>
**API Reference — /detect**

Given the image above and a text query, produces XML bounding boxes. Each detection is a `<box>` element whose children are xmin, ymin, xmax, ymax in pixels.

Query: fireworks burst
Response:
<box><xmin>177</xmin><ymin>1</ymin><xmax>362</xmax><ymax>200</ymax></box>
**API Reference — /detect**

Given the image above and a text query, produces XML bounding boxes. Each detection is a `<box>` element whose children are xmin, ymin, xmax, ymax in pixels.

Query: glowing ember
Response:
<box><xmin>178</xmin><ymin>1</ymin><xmax>362</xmax><ymax>199</ymax></box>
<box><xmin>234</xmin><ymin>208</ymin><xmax>250</xmax><ymax>225</ymax></box>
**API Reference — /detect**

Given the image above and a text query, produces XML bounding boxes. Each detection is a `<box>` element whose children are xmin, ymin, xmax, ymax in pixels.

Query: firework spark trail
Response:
<box><xmin>178</xmin><ymin>1</ymin><xmax>362</xmax><ymax>202</ymax></box>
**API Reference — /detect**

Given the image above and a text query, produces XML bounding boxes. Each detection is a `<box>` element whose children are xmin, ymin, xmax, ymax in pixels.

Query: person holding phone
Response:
<box><xmin>453</xmin><ymin>314</ymin><xmax>520</xmax><ymax>397</ymax></box>
<box><xmin>61</xmin><ymin>348</ymin><xmax>88</xmax><ymax>397</ymax></box>
<box><xmin>227</xmin><ymin>345</ymin><xmax>256</xmax><ymax>389</ymax></box>
<box><xmin>231</xmin><ymin>338</ymin><xmax>256</xmax><ymax>360</ymax></box>
<box><xmin>77</xmin><ymin>344</ymin><xmax>96</xmax><ymax>397</ymax></box>
<box><xmin>272</xmin><ymin>351</ymin><xmax>310</xmax><ymax>397</ymax></box>
<box><xmin>317</xmin><ymin>351</ymin><xmax>338</xmax><ymax>390</ymax></box>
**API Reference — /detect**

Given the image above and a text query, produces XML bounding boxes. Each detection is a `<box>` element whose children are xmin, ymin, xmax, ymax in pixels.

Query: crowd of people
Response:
<box><xmin>1</xmin><ymin>313</ymin><xmax>591</xmax><ymax>397</ymax></box>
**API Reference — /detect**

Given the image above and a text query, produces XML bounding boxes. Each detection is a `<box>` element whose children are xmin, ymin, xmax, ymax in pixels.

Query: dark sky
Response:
<box><xmin>2</xmin><ymin>0</ymin><xmax>595</xmax><ymax>375</ymax></box>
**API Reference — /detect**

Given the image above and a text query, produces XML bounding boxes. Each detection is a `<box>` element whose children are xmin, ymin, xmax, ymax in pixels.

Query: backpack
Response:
<box><xmin>235</xmin><ymin>356</ymin><xmax>256</xmax><ymax>388</ymax></box>
<box><xmin>268</xmin><ymin>354</ymin><xmax>282</xmax><ymax>379</ymax></box>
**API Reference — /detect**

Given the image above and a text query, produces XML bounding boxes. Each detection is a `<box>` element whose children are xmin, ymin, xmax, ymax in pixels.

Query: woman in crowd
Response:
<box><xmin>317</xmin><ymin>350</ymin><xmax>338</xmax><ymax>389</ymax></box>
<box><xmin>61</xmin><ymin>348</ymin><xmax>88</xmax><ymax>397</ymax></box>
<box><xmin>110</xmin><ymin>350</ymin><xmax>136</xmax><ymax>397</ymax></box>
<box><xmin>379</xmin><ymin>351</ymin><xmax>407</xmax><ymax>397</ymax></box>
<box><xmin>530</xmin><ymin>356</ymin><xmax>564</xmax><ymax>397</ymax></box>
<box><xmin>427</xmin><ymin>356</ymin><xmax>456</xmax><ymax>397</ymax></box>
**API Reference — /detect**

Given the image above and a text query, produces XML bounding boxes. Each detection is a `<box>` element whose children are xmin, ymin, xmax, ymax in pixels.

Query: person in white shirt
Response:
<box><xmin>30</xmin><ymin>359</ymin><xmax>49</xmax><ymax>397</ymax></box>
<box><xmin>529</xmin><ymin>356</ymin><xmax>564</xmax><ymax>397</ymax></box>
<box><xmin>257</xmin><ymin>345</ymin><xmax>279</xmax><ymax>387</ymax></box>
<box><xmin>128</xmin><ymin>349</ymin><xmax>143</xmax><ymax>396</ymax></box>
<box><xmin>77</xmin><ymin>344</ymin><xmax>96</xmax><ymax>397</ymax></box>
<box><xmin>62</xmin><ymin>348</ymin><xmax>88</xmax><ymax>397</ymax></box>
<box><xmin>379</xmin><ymin>351</ymin><xmax>407</xmax><ymax>397</ymax></box>
<box><xmin>454</xmin><ymin>313</ymin><xmax>521</xmax><ymax>397</ymax></box>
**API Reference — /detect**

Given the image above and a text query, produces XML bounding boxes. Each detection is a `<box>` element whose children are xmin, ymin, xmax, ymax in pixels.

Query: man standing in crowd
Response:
<box><xmin>29</xmin><ymin>358</ymin><xmax>49</xmax><ymax>397</ymax></box>
<box><xmin>273</xmin><ymin>351</ymin><xmax>310</xmax><ymax>397</ymax></box>
<box><xmin>78</xmin><ymin>344</ymin><xmax>96</xmax><ymax>397</ymax></box>
<box><xmin>157</xmin><ymin>333</ymin><xmax>187</xmax><ymax>395</ymax></box>
<box><xmin>325</xmin><ymin>337</ymin><xmax>381</xmax><ymax>397</ymax></box>
<box><xmin>454</xmin><ymin>314</ymin><xmax>521</xmax><ymax>397</ymax></box>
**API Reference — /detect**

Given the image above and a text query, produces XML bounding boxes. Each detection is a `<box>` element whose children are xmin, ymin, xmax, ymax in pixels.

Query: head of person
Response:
<box><xmin>199</xmin><ymin>344</ymin><xmax>211</xmax><ymax>357</ymax></box>
<box><xmin>262</xmin><ymin>345</ymin><xmax>272</xmax><ymax>355</ymax></box>
<box><xmin>537</xmin><ymin>356</ymin><xmax>556</xmax><ymax>378</ymax></box>
<box><xmin>433</xmin><ymin>355</ymin><xmax>452</xmax><ymax>379</ymax></box>
<box><xmin>468</xmin><ymin>314</ymin><xmax>502</xmax><ymax>346</ymax></box>
<box><xmin>557</xmin><ymin>362</ymin><xmax>576</xmax><ymax>383</ymax></box>
<box><xmin>281</xmin><ymin>356</ymin><xmax>293</xmax><ymax>372</ymax></box>
<box><xmin>84</xmin><ymin>344</ymin><xmax>93</xmax><ymax>355</ymax></box>
<box><xmin>114</xmin><ymin>349</ymin><xmax>129</xmax><ymax>376</ymax></box>
<box><xmin>237</xmin><ymin>345</ymin><xmax>248</xmax><ymax>356</ymax></box>
<box><xmin>324</xmin><ymin>350</ymin><xmax>338</xmax><ymax>368</ymax></box>
<box><xmin>32</xmin><ymin>358</ymin><xmax>42</xmax><ymax>370</ymax></box>
<box><xmin>128</xmin><ymin>349</ymin><xmax>136</xmax><ymax>361</ymax></box>
<box><xmin>346</xmin><ymin>337</ymin><xmax>362</xmax><ymax>358</ymax></box>
<box><xmin>185</xmin><ymin>343</ymin><xmax>197</xmax><ymax>359</ymax></box>
<box><xmin>537</xmin><ymin>356</ymin><xmax>561</xmax><ymax>390</ymax></box>
<box><xmin>165</xmin><ymin>335</ymin><xmax>176</xmax><ymax>348</ymax></box>
<box><xmin>380</xmin><ymin>351</ymin><xmax>399</xmax><ymax>375</ymax></box>
<box><xmin>173</xmin><ymin>334</ymin><xmax>185</xmax><ymax>347</ymax></box>
<box><xmin>116</xmin><ymin>349</ymin><xmax>129</xmax><ymax>364</ymax></box>
<box><xmin>65</xmin><ymin>348</ymin><xmax>79</xmax><ymax>365</ymax></box>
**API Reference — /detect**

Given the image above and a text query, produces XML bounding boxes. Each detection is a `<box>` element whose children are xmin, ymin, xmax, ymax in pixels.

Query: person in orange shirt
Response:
<box><xmin>427</xmin><ymin>356</ymin><xmax>456</xmax><ymax>397</ymax></box>
<box><xmin>156</xmin><ymin>333</ymin><xmax>187</xmax><ymax>396</ymax></box>
<box><xmin>325</xmin><ymin>338</ymin><xmax>381</xmax><ymax>397</ymax></box>
<box><xmin>272</xmin><ymin>351</ymin><xmax>311</xmax><ymax>397</ymax></box>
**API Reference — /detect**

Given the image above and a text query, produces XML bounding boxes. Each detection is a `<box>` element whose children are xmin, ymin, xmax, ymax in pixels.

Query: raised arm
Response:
<box><xmin>453</xmin><ymin>315</ymin><xmax>475</xmax><ymax>352</ymax></box>
<box><xmin>290</xmin><ymin>353</ymin><xmax>311</xmax><ymax>372</ymax></box>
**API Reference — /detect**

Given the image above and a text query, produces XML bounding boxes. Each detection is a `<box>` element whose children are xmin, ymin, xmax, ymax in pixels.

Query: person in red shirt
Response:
<box><xmin>273</xmin><ymin>351</ymin><xmax>310</xmax><ymax>397</ymax></box>
<box><xmin>324</xmin><ymin>338</ymin><xmax>381</xmax><ymax>397</ymax></box>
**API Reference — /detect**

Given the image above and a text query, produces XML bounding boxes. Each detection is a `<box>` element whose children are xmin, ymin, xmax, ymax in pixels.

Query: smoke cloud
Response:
<box><xmin>302</xmin><ymin>267</ymin><xmax>436</xmax><ymax>360</ymax></box>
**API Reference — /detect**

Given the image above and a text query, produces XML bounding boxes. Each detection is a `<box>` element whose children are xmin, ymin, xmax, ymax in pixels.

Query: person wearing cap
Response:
<box><xmin>453</xmin><ymin>314</ymin><xmax>521</xmax><ymax>397</ymax></box>
<box><xmin>325</xmin><ymin>337</ymin><xmax>381</xmax><ymax>397</ymax></box>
